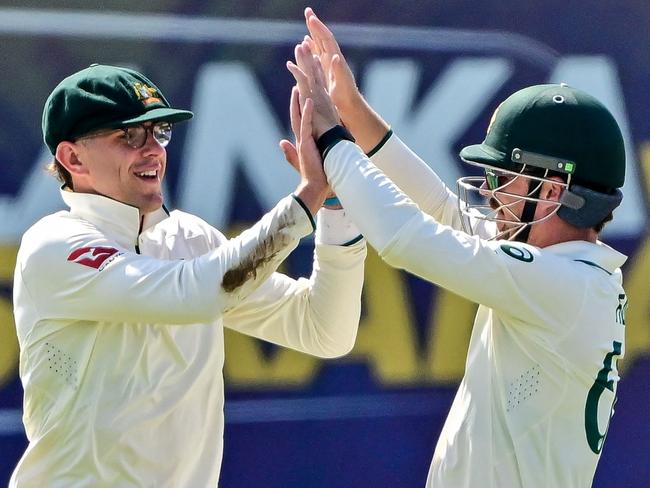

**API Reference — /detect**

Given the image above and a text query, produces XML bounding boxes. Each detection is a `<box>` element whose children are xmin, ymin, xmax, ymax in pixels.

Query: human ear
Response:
<box><xmin>541</xmin><ymin>176</ymin><xmax>565</xmax><ymax>202</ymax></box>
<box><xmin>55</xmin><ymin>142</ymin><xmax>89</xmax><ymax>176</ymax></box>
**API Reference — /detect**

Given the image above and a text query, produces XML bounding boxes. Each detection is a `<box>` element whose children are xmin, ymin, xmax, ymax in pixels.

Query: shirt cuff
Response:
<box><xmin>291</xmin><ymin>194</ymin><xmax>316</xmax><ymax>232</ymax></box>
<box><xmin>315</xmin><ymin>207</ymin><xmax>363</xmax><ymax>246</ymax></box>
<box><xmin>366</xmin><ymin>128</ymin><xmax>394</xmax><ymax>157</ymax></box>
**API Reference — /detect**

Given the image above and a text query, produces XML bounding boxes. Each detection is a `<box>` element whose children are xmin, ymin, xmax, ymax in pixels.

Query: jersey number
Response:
<box><xmin>584</xmin><ymin>340</ymin><xmax>622</xmax><ymax>454</ymax></box>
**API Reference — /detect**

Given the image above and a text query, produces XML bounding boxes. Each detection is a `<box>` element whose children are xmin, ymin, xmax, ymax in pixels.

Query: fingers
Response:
<box><xmin>287</xmin><ymin>58</ymin><xmax>307</xmax><ymax>85</ymax></box>
<box><xmin>304</xmin><ymin>8</ymin><xmax>326</xmax><ymax>54</ymax></box>
<box><xmin>286</xmin><ymin>60</ymin><xmax>310</xmax><ymax>100</ymax></box>
<box><xmin>296</xmin><ymin>97</ymin><xmax>327</xmax><ymax>190</ymax></box>
<box><xmin>279</xmin><ymin>139</ymin><xmax>300</xmax><ymax>172</ymax></box>
<box><xmin>289</xmin><ymin>86</ymin><xmax>301</xmax><ymax>140</ymax></box>
<box><xmin>312</xmin><ymin>54</ymin><xmax>327</xmax><ymax>90</ymax></box>
<box><xmin>299</xmin><ymin>98</ymin><xmax>314</xmax><ymax>152</ymax></box>
<box><xmin>305</xmin><ymin>8</ymin><xmax>342</xmax><ymax>56</ymax></box>
<box><xmin>303</xmin><ymin>9</ymin><xmax>355</xmax><ymax>106</ymax></box>
<box><xmin>304</xmin><ymin>35</ymin><xmax>321</xmax><ymax>57</ymax></box>
<box><xmin>290</xmin><ymin>40</ymin><xmax>341</xmax><ymax>137</ymax></box>
<box><xmin>295</xmin><ymin>42</ymin><xmax>326</xmax><ymax>93</ymax></box>
<box><xmin>294</xmin><ymin>41</ymin><xmax>314</xmax><ymax>74</ymax></box>
<box><xmin>330</xmin><ymin>54</ymin><xmax>352</xmax><ymax>86</ymax></box>
<box><xmin>291</xmin><ymin>43</ymin><xmax>324</xmax><ymax>97</ymax></box>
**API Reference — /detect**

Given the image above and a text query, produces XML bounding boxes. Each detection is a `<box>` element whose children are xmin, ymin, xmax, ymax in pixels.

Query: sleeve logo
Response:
<box><xmin>67</xmin><ymin>246</ymin><xmax>122</xmax><ymax>270</ymax></box>
<box><xmin>500</xmin><ymin>244</ymin><xmax>534</xmax><ymax>263</ymax></box>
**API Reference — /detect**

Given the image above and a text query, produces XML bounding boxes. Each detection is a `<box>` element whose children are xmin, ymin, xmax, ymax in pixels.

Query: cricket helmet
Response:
<box><xmin>456</xmin><ymin>84</ymin><xmax>625</xmax><ymax>241</ymax></box>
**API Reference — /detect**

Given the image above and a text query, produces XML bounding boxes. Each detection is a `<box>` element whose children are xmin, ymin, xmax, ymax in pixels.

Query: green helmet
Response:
<box><xmin>460</xmin><ymin>83</ymin><xmax>625</xmax><ymax>190</ymax></box>
<box><xmin>457</xmin><ymin>84</ymin><xmax>625</xmax><ymax>237</ymax></box>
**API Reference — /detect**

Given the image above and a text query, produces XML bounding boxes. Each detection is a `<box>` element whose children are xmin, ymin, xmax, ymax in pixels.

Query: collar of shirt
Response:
<box><xmin>60</xmin><ymin>188</ymin><xmax>169</xmax><ymax>249</ymax></box>
<box><xmin>543</xmin><ymin>240</ymin><xmax>627</xmax><ymax>274</ymax></box>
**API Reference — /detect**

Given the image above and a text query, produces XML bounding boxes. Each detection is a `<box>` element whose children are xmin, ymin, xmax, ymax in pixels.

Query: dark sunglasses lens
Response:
<box><xmin>485</xmin><ymin>170</ymin><xmax>500</xmax><ymax>190</ymax></box>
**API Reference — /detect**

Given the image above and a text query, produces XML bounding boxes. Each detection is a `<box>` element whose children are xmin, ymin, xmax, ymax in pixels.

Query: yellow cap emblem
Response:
<box><xmin>132</xmin><ymin>82</ymin><xmax>162</xmax><ymax>106</ymax></box>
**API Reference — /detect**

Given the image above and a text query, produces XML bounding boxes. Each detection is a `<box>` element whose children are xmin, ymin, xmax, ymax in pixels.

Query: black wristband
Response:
<box><xmin>316</xmin><ymin>125</ymin><xmax>355</xmax><ymax>160</ymax></box>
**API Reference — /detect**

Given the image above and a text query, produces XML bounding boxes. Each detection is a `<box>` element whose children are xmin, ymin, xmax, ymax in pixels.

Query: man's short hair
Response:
<box><xmin>47</xmin><ymin>159</ymin><xmax>73</xmax><ymax>190</ymax></box>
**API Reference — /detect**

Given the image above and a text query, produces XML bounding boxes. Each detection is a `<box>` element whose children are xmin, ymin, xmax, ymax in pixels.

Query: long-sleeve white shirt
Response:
<box><xmin>11</xmin><ymin>189</ymin><xmax>366</xmax><ymax>487</ymax></box>
<box><xmin>325</xmin><ymin>135</ymin><xmax>627</xmax><ymax>488</ymax></box>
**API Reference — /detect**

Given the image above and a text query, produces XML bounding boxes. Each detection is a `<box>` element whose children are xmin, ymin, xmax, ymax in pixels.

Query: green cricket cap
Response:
<box><xmin>43</xmin><ymin>64</ymin><xmax>194</xmax><ymax>154</ymax></box>
<box><xmin>460</xmin><ymin>84</ymin><xmax>625</xmax><ymax>189</ymax></box>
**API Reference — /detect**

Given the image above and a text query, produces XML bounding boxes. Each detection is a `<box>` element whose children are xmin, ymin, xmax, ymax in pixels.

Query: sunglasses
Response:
<box><xmin>484</xmin><ymin>168</ymin><xmax>511</xmax><ymax>190</ymax></box>
<box><xmin>76</xmin><ymin>121</ymin><xmax>173</xmax><ymax>149</ymax></box>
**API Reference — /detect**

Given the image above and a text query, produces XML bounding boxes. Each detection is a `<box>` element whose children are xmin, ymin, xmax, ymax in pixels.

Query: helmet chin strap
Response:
<box><xmin>513</xmin><ymin>178</ymin><xmax>543</xmax><ymax>243</ymax></box>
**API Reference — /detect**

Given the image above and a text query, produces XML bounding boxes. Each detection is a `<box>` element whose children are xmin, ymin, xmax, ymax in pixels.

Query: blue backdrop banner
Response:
<box><xmin>0</xmin><ymin>2</ymin><xmax>648</xmax><ymax>487</ymax></box>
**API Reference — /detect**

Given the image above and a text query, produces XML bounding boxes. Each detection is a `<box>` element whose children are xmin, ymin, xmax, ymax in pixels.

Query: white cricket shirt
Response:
<box><xmin>11</xmin><ymin>190</ymin><xmax>366</xmax><ymax>487</ymax></box>
<box><xmin>326</xmin><ymin>136</ymin><xmax>627</xmax><ymax>488</ymax></box>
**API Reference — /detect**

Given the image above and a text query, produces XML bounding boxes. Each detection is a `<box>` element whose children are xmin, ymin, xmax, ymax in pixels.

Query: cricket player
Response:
<box><xmin>284</xmin><ymin>9</ymin><xmax>628</xmax><ymax>487</ymax></box>
<box><xmin>11</xmin><ymin>64</ymin><xmax>366</xmax><ymax>486</ymax></box>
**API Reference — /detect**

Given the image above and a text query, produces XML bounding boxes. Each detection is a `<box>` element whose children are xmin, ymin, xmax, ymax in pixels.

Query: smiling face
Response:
<box><xmin>58</xmin><ymin>122</ymin><xmax>168</xmax><ymax>214</ymax></box>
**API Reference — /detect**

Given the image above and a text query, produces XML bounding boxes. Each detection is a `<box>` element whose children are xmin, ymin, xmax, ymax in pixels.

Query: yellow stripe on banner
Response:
<box><xmin>351</xmin><ymin>249</ymin><xmax>420</xmax><ymax>384</ymax></box>
<box><xmin>0</xmin><ymin>246</ymin><xmax>19</xmax><ymax>388</ymax></box>
<box><xmin>0</xmin><ymin>245</ymin><xmax>17</xmax><ymax>276</ymax></box>
<box><xmin>619</xmin><ymin>233</ymin><xmax>650</xmax><ymax>370</ymax></box>
<box><xmin>427</xmin><ymin>290</ymin><xmax>476</xmax><ymax>383</ymax></box>
<box><xmin>620</xmin><ymin>142</ymin><xmax>650</xmax><ymax>369</ymax></box>
<box><xmin>640</xmin><ymin>142</ymin><xmax>650</xmax><ymax>196</ymax></box>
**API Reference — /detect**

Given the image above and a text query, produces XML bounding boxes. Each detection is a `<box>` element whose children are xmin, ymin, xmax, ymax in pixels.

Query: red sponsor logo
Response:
<box><xmin>67</xmin><ymin>246</ymin><xmax>120</xmax><ymax>270</ymax></box>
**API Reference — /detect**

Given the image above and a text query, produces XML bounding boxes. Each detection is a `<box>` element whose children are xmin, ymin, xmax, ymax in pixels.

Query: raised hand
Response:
<box><xmin>302</xmin><ymin>7</ymin><xmax>390</xmax><ymax>152</ymax></box>
<box><xmin>290</xmin><ymin>97</ymin><xmax>331</xmax><ymax>215</ymax></box>
<box><xmin>303</xmin><ymin>7</ymin><xmax>360</xmax><ymax>114</ymax></box>
<box><xmin>279</xmin><ymin>86</ymin><xmax>303</xmax><ymax>173</ymax></box>
<box><xmin>280</xmin><ymin>87</ymin><xmax>340</xmax><ymax>209</ymax></box>
<box><xmin>286</xmin><ymin>41</ymin><xmax>340</xmax><ymax>139</ymax></box>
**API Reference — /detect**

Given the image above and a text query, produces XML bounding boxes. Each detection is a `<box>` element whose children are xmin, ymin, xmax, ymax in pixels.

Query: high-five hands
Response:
<box><xmin>281</xmin><ymin>7</ymin><xmax>389</xmax><ymax>212</ymax></box>
<box><xmin>281</xmin><ymin>86</ymin><xmax>330</xmax><ymax>208</ymax></box>
<box><xmin>286</xmin><ymin>41</ymin><xmax>340</xmax><ymax>139</ymax></box>
<box><xmin>283</xmin><ymin>87</ymin><xmax>331</xmax><ymax>216</ymax></box>
<box><xmin>302</xmin><ymin>7</ymin><xmax>360</xmax><ymax>116</ymax></box>
<box><xmin>282</xmin><ymin>36</ymin><xmax>344</xmax><ymax>210</ymax></box>
<box><xmin>302</xmin><ymin>7</ymin><xmax>390</xmax><ymax>152</ymax></box>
